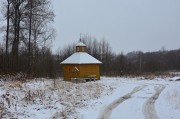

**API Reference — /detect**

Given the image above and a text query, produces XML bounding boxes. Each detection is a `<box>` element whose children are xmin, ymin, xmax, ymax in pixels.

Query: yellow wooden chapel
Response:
<box><xmin>60</xmin><ymin>41</ymin><xmax>102</xmax><ymax>81</ymax></box>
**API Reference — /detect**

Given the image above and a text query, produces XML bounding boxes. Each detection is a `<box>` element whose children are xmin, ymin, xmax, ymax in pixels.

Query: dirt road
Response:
<box><xmin>143</xmin><ymin>85</ymin><xmax>165</xmax><ymax>119</ymax></box>
<box><xmin>98</xmin><ymin>84</ymin><xmax>165</xmax><ymax>119</ymax></box>
<box><xmin>98</xmin><ymin>85</ymin><xmax>146</xmax><ymax>119</ymax></box>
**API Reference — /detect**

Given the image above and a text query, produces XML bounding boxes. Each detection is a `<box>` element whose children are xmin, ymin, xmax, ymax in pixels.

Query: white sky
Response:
<box><xmin>1</xmin><ymin>0</ymin><xmax>179</xmax><ymax>54</ymax></box>
<box><xmin>52</xmin><ymin>0</ymin><xmax>180</xmax><ymax>54</ymax></box>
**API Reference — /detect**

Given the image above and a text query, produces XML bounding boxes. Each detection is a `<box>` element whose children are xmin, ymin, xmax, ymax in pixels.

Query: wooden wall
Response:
<box><xmin>62</xmin><ymin>64</ymin><xmax>79</xmax><ymax>81</ymax></box>
<box><xmin>62</xmin><ymin>64</ymin><xmax>100</xmax><ymax>81</ymax></box>
<box><xmin>79</xmin><ymin>64</ymin><xmax>100</xmax><ymax>80</ymax></box>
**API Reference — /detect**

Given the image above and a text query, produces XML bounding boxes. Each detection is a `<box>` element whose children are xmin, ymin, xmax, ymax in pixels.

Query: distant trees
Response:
<box><xmin>81</xmin><ymin>36</ymin><xmax>113</xmax><ymax>75</ymax></box>
<box><xmin>123</xmin><ymin>49</ymin><xmax>180</xmax><ymax>75</ymax></box>
<box><xmin>0</xmin><ymin>0</ymin><xmax>55</xmax><ymax>77</ymax></box>
<box><xmin>57</xmin><ymin>35</ymin><xmax>180</xmax><ymax>76</ymax></box>
<box><xmin>0</xmin><ymin>1</ymin><xmax>179</xmax><ymax>77</ymax></box>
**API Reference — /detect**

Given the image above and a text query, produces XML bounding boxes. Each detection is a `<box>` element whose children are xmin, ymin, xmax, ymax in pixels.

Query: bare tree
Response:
<box><xmin>0</xmin><ymin>0</ymin><xmax>55</xmax><ymax>75</ymax></box>
<box><xmin>28</xmin><ymin>0</ymin><xmax>33</xmax><ymax>73</ymax></box>
<box><xmin>5</xmin><ymin>0</ymin><xmax>11</xmax><ymax>55</ymax></box>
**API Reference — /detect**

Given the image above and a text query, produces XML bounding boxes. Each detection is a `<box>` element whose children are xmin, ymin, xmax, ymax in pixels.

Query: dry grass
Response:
<box><xmin>0</xmin><ymin>77</ymin><xmax>116</xmax><ymax>119</ymax></box>
<box><xmin>0</xmin><ymin>100</ymin><xmax>7</xmax><ymax>118</ymax></box>
<box><xmin>127</xmin><ymin>71</ymin><xmax>174</xmax><ymax>80</ymax></box>
<box><xmin>23</xmin><ymin>90</ymin><xmax>46</xmax><ymax>104</ymax></box>
<box><xmin>0</xmin><ymin>92</ymin><xmax>16</xmax><ymax>118</ymax></box>
<box><xmin>8</xmin><ymin>80</ymin><xmax>23</xmax><ymax>89</ymax></box>
<box><xmin>51</xmin><ymin>107</ymin><xmax>78</xmax><ymax>119</ymax></box>
<box><xmin>50</xmin><ymin>79</ymin><xmax>115</xmax><ymax>118</ymax></box>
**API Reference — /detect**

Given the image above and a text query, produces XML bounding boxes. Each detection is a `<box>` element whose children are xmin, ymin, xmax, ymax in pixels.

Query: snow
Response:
<box><xmin>0</xmin><ymin>76</ymin><xmax>180</xmax><ymax>119</ymax></box>
<box><xmin>169</xmin><ymin>76</ymin><xmax>180</xmax><ymax>81</ymax></box>
<box><xmin>61</xmin><ymin>41</ymin><xmax>102</xmax><ymax>64</ymax></box>
<box><xmin>111</xmin><ymin>85</ymin><xmax>155</xmax><ymax>119</ymax></box>
<box><xmin>77</xmin><ymin>77</ymin><xmax>180</xmax><ymax>119</ymax></box>
<box><xmin>156</xmin><ymin>82</ymin><xmax>180</xmax><ymax>119</ymax></box>
<box><xmin>79</xmin><ymin>79</ymin><xmax>140</xmax><ymax>119</ymax></box>
<box><xmin>60</xmin><ymin>52</ymin><xmax>102</xmax><ymax>64</ymax></box>
<box><xmin>76</xmin><ymin>42</ymin><xmax>86</xmax><ymax>47</ymax></box>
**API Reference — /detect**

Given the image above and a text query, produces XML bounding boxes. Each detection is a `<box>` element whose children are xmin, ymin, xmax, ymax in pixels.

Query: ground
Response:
<box><xmin>0</xmin><ymin>75</ymin><xmax>180</xmax><ymax>119</ymax></box>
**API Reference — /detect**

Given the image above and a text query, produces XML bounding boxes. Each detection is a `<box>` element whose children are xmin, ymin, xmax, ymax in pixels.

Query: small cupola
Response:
<box><xmin>76</xmin><ymin>42</ymin><xmax>87</xmax><ymax>52</ymax></box>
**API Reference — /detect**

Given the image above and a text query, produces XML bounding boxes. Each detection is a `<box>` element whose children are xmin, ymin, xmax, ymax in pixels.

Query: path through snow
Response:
<box><xmin>98</xmin><ymin>83</ymin><xmax>166</xmax><ymax>119</ymax></box>
<box><xmin>98</xmin><ymin>85</ymin><xmax>146</xmax><ymax>119</ymax></box>
<box><xmin>143</xmin><ymin>85</ymin><xmax>165</xmax><ymax>119</ymax></box>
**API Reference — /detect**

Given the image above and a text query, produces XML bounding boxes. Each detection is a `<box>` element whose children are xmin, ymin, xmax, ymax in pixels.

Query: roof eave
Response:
<box><xmin>60</xmin><ymin>62</ymin><xmax>102</xmax><ymax>65</ymax></box>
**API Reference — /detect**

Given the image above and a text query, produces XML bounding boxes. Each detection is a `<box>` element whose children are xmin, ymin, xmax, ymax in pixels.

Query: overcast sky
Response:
<box><xmin>52</xmin><ymin>0</ymin><xmax>180</xmax><ymax>54</ymax></box>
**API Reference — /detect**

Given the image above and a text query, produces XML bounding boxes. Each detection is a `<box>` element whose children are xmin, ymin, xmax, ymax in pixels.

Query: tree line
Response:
<box><xmin>0</xmin><ymin>0</ymin><xmax>56</xmax><ymax>77</ymax></box>
<box><xmin>57</xmin><ymin>35</ymin><xmax>180</xmax><ymax>76</ymax></box>
<box><xmin>0</xmin><ymin>1</ymin><xmax>179</xmax><ymax>78</ymax></box>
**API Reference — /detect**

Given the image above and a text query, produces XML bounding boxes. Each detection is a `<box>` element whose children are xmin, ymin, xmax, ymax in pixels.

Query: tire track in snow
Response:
<box><xmin>143</xmin><ymin>85</ymin><xmax>165</xmax><ymax>119</ymax></box>
<box><xmin>98</xmin><ymin>85</ymin><xmax>146</xmax><ymax>119</ymax></box>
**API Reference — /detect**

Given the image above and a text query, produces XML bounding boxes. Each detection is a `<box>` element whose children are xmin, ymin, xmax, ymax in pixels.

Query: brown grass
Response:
<box><xmin>8</xmin><ymin>80</ymin><xmax>23</xmax><ymax>89</ymax></box>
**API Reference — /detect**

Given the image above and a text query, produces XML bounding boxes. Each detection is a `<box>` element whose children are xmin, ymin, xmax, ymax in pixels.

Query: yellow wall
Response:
<box><xmin>79</xmin><ymin>64</ymin><xmax>100</xmax><ymax>80</ymax></box>
<box><xmin>62</xmin><ymin>64</ymin><xmax>79</xmax><ymax>81</ymax></box>
<box><xmin>62</xmin><ymin>64</ymin><xmax>100</xmax><ymax>81</ymax></box>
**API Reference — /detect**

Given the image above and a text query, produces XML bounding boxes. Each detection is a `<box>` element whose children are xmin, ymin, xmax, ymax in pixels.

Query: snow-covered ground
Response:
<box><xmin>0</xmin><ymin>76</ymin><xmax>180</xmax><ymax>119</ymax></box>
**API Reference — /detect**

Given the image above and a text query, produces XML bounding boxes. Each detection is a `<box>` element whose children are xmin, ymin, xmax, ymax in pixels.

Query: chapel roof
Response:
<box><xmin>60</xmin><ymin>52</ymin><xmax>102</xmax><ymax>64</ymax></box>
<box><xmin>76</xmin><ymin>42</ymin><xmax>86</xmax><ymax>47</ymax></box>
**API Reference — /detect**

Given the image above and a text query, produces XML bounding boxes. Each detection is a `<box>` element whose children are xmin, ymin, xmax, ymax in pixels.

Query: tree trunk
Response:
<box><xmin>6</xmin><ymin>0</ymin><xmax>10</xmax><ymax>56</ymax></box>
<box><xmin>11</xmin><ymin>0</ymin><xmax>20</xmax><ymax>72</ymax></box>
<box><xmin>28</xmin><ymin>0</ymin><xmax>33</xmax><ymax>74</ymax></box>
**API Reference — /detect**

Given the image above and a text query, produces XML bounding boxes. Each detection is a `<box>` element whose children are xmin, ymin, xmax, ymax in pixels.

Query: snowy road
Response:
<box><xmin>98</xmin><ymin>85</ymin><xmax>146</xmax><ymax>119</ymax></box>
<box><xmin>143</xmin><ymin>85</ymin><xmax>165</xmax><ymax>119</ymax></box>
<box><xmin>1</xmin><ymin>76</ymin><xmax>180</xmax><ymax>119</ymax></box>
<box><xmin>95</xmin><ymin>80</ymin><xmax>167</xmax><ymax>119</ymax></box>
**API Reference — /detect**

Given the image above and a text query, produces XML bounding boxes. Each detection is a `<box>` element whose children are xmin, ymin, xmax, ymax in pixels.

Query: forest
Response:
<box><xmin>0</xmin><ymin>0</ymin><xmax>180</xmax><ymax>78</ymax></box>
<box><xmin>57</xmin><ymin>36</ymin><xmax>180</xmax><ymax>76</ymax></box>
<box><xmin>0</xmin><ymin>0</ymin><xmax>56</xmax><ymax>77</ymax></box>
